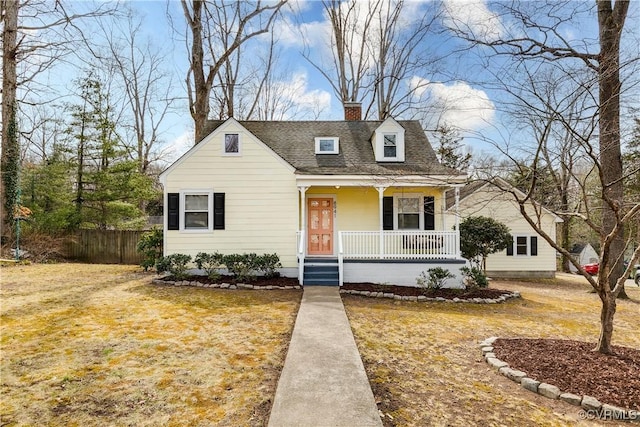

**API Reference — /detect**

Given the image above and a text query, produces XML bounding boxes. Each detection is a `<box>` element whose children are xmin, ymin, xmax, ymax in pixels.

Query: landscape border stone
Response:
<box><xmin>340</xmin><ymin>289</ymin><xmax>520</xmax><ymax>303</ymax></box>
<box><xmin>151</xmin><ymin>277</ymin><xmax>302</xmax><ymax>290</ymax></box>
<box><xmin>479</xmin><ymin>337</ymin><xmax>640</xmax><ymax>423</ymax></box>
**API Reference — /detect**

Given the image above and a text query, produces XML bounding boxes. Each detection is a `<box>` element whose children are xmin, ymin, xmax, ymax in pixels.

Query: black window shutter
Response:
<box><xmin>383</xmin><ymin>197</ymin><xmax>393</xmax><ymax>230</ymax></box>
<box><xmin>423</xmin><ymin>196</ymin><xmax>435</xmax><ymax>231</ymax></box>
<box><xmin>167</xmin><ymin>193</ymin><xmax>179</xmax><ymax>230</ymax></box>
<box><xmin>506</xmin><ymin>236</ymin><xmax>514</xmax><ymax>256</ymax></box>
<box><xmin>530</xmin><ymin>236</ymin><xmax>538</xmax><ymax>256</ymax></box>
<box><xmin>214</xmin><ymin>193</ymin><xmax>225</xmax><ymax>230</ymax></box>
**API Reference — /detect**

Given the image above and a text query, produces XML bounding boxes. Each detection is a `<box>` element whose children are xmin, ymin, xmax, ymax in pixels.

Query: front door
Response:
<box><xmin>307</xmin><ymin>198</ymin><xmax>333</xmax><ymax>255</ymax></box>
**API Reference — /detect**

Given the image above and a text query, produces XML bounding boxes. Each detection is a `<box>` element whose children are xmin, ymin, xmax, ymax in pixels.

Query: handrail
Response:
<box><xmin>338</xmin><ymin>231</ymin><xmax>344</xmax><ymax>286</ymax></box>
<box><xmin>297</xmin><ymin>230</ymin><xmax>305</xmax><ymax>286</ymax></box>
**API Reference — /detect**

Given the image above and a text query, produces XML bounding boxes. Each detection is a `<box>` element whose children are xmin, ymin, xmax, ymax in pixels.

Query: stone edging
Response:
<box><xmin>480</xmin><ymin>337</ymin><xmax>640</xmax><ymax>423</ymax></box>
<box><xmin>151</xmin><ymin>278</ymin><xmax>302</xmax><ymax>290</ymax></box>
<box><xmin>340</xmin><ymin>289</ymin><xmax>520</xmax><ymax>303</ymax></box>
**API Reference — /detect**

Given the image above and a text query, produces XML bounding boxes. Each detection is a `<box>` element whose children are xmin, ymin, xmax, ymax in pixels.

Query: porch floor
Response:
<box><xmin>268</xmin><ymin>286</ymin><xmax>382</xmax><ymax>426</ymax></box>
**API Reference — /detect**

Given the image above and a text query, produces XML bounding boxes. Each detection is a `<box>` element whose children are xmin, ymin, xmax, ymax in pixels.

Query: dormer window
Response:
<box><xmin>315</xmin><ymin>137</ymin><xmax>339</xmax><ymax>154</ymax></box>
<box><xmin>383</xmin><ymin>134</ymin><xmax>397</xmax><ymax>158</ymax></box>
<box><xmin>372</xmin><ymin>118</ymin><xmax>405</xmax><ymax>162</ymax></box>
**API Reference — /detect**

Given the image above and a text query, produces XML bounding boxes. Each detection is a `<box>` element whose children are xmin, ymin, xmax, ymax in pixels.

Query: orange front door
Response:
<box><xmin>307</xmin><ymin>198</ymin><xmax>334</xmax><ymax>255</ymax></box>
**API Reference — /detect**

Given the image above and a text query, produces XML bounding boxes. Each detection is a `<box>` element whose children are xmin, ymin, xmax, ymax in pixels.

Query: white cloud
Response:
<box><xmin>410</xmin><ymin>77</ymin><xmax>495</xmax><ymax>131</ymax></box>
<box><xmin>266</xmin><ymin>72</ymin><xmax>332</xmax><ymax>119</ymax></box>
<box><xmin>166</xmin><ymin>130</ymin><xmax>194</xmax><ymax>163</ymax></box>
<box><xmin>441</xmin><ymin>0</ymin><xmax>504</xmax><ymax>42</ymax></box>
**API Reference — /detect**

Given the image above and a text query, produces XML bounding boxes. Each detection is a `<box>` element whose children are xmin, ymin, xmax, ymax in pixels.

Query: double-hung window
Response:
<box><xmin>183</xmin><ymin>192</ymin><xmax>212</xmax><ymax>231</ymax></box>
<box><xmin>507</xmin><ymin>235</ymin><xmax>538</xmax><ymax>256</ymax></box>
<box><xmin>397</xmin><ymin>196</ymin><xmax>420</xmax><ymax>230</ymax></box>
<box><xmin>383</xmin><ymin>134</ymin><xmax>397</xmax><ymax>158</ymax></box>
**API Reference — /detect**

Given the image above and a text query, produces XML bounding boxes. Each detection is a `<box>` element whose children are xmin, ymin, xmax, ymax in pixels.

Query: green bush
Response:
<box><xmin>156</xmin><ymin>253</ymin><xmax>192</xmax><ymax>280</ymax></box>
<box><xmin>416</xmin><ymin>267</ymin><xmax>455</xmax><ymax>291</ymax></box>
<box><xmin>255</xmin><ymin>253</ymin><xmax>282</xmax><ymax>278</ymax></box>
<box><xmin>194</xmin><ymin>252</ymin><xmax>224</xmax><ymax>280</ymax></box>
<box><xmin>136</xmin><ymin>228</ymin><xmax>163</xmax><ymax>272</ymax></box>
<box><xmin>460</xmin><ymin>266</ymin><xmax>488</xmax><ymax>289</ymax></box>
<box><xmin>223</xmin><ymin>253</ymin><xmax>258</xmax><ymax>281</ymax></box>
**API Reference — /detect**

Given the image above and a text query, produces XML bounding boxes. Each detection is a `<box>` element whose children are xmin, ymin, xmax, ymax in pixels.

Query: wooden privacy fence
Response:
<box><xmin>64</xmin><ymin>230</ymin><xmax>145</xmax><ymax>264</ymax></box>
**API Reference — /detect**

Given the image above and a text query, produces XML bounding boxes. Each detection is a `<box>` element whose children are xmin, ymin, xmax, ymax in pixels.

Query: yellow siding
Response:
<box><xmin>163</xmin><ymin>122</ymin><xmax>299</xmax><ymax>268</ymax></box>
<box><xmin>447</xmin><ymin>188</ymin><xmax>559</xmax><ymax>273</ymax></box>
<box><xmin>305</xmin><ymin>186</ymin><xmax>448</xmax><ymax>231</ymax></box>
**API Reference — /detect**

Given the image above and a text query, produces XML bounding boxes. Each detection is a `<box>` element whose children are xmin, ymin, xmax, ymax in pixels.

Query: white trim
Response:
<box><xmin>393</xmin><ymin>193</ymin><xmax>423</xmax><ymax>230</ymax></box>
<box><xmin>315</xmin><ymin>137</ymin><xmax>339</xmax><ymax>154</ymax></box>
<box><xmin>305</xmin><ymin>194</ymin><xmax>338</xmax><ymax>257</ymax></box>
<box><xmin>222</xmin><ymin>132</ymin><xmax>241</xmax><ymax>156</ymax></box>
<box><xmin>511</xmin><ymin>235</ymin><xmax>537</xmax><ymax>257</ymax></box>
<box><xmin>373</xmin><ymin>117</ymin><xmax>405</xmax><ymax>162</ymax></box>
<box><xmin>180</xmin><ymin>190</ymin><xmax>214</xmax><ymax>232</ymax></box>
<box><xmin>296</xmin><ymin>174</ymin><xmax>468</xmax><ymax>188</ymax></box>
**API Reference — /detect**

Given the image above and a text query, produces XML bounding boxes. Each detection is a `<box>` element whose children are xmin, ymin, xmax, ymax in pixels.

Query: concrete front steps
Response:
<box><xmin>303</xmin><ymin>258</ymin><xmax>339</xmax><ymax>286</ymax></box>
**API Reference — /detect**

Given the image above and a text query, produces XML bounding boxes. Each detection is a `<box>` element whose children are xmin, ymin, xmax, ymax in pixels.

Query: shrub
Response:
<box><xmin>223</xmin><ymin>253</ymin><xmax>258</xmax><ymax>281</ymax></box>
<box><xmin>255</xmin><ymin>253</ymin><xmax>282</xmax><ymax>278</ymax></box>
<box><xmin>136</xmin><ymin>228</ymin><xmax>163</xmax><ymax>272</ymax></box>
<box><xmin>459</xmin><ymin>216</ymin><xmax>511</xmax><ymax>272</ymax></box>
<box><xmin>156</xmin><ymin>253</ymin><xmax>192</xmax><ymax>280</ymax></box>
<box><xmin>194</xmin><ymin>252</ymin><xmax>224</xmax><ymax>280</ymax></box>
<box><xmin>416</xmin><ymin>267</ymin><xmax>455</xmax><ymax>291</ymax></box>
<box><xmin>460</xmin><ymin>266</ymin><xmax>488</xmax><ymax>289</ymax></box>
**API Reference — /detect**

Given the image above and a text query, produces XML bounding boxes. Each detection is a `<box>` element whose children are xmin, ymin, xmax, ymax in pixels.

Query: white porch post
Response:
<box><xmin>298</xmin><ymin>186</ymin><xmax>308</xmax><ymax>286</ymax></box>
<box><xmin>455</xmin><ymin>186</ymin><xmax>461</xmax><ymax>258</ymax></box>
<box><xmin>298</xmin><ymin>186</ymin><xmax>308</xmax><ymax>255</ymax></box>
<box><xmin>376</xmin><ymin>186</ymin><xmax>386</xmax><ymax>259</ymax></box>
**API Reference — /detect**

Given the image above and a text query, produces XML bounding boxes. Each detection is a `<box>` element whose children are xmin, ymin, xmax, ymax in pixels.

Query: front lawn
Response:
<box><xmin>343</xmin><ymin>276</ymin><xmax>640</xmax><ymax>426</ymax></box>
<box><xmin>1</xmin><ymin>264</ymin><xmax>301</xmax><ymax>426</ymax></box>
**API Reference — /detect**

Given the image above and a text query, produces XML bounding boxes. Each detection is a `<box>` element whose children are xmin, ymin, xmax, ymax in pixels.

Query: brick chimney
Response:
<box><xmin>343</xmin><ymin>102</ymin><xmax>362</xmax><ymax>121</ymax></box>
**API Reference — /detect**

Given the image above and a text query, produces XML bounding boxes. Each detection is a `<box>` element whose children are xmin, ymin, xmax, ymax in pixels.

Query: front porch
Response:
<box><xmin>297</xmin><ymin>230</ymin><xmax>465</xmax><ymax>287</ymax></box>
<box><xmin>295</xmin><ymin>178</ymin><xmax>466</xmax><ymax>287</ymax></box>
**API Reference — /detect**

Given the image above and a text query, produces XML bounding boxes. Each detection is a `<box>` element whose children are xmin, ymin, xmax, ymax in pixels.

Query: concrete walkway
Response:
<box><xmin>268</xmin><ymin>286</ymin><xmax>383</xmax><ymax>427</ymax></box>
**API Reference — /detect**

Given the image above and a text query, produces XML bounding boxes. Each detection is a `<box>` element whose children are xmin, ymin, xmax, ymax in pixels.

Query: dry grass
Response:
<box><xmin>1</xmin><ymin>263</ymin><xmax>301</xmax><ymax>427</ymax></box>
<box><xmin>343</xmin><ymin>275</ymin><xmax>640</xmax><ymax>427</ymax></box>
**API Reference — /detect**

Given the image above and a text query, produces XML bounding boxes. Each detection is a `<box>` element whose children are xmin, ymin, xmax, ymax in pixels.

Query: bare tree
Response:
<box><xmin>1</xmin><ymin>0</ymin><xmax>116</xmax><ymax>240</ymax></box>
<box><xmin>102</xmin><ymin>16</ymin><xmax>176</xmax><ymax>175</ymax></box>
<box><xmin>303</xmin><ymin>0</ymin><xmax>442</xmax><ymax>120</ymax></box>
<box><xmin>179</xmin><ymin>0</ymin><xmax>286</xmax><ymax>142</ymax></box>
<box><xmin>447</xmin><ymin>0</ymin><xmax>637</xmax><ymax>354</ymax></box>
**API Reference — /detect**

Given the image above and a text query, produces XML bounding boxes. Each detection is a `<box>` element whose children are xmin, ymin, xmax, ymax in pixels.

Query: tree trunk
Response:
<box><xmin>595</xmin><ymin>286</ymin><xmax>616</xmax><ymax>354</ymax></box>
<box><xmin>597</xmin><ymin>0</ymin><xmax>629</xmax><ymax>302</ymax></box>
<box><xmin>187</xmin><ymin>0</ymin><xmax>210</xmax><ymax>143</ymax></box>
<box><xmin>1</xmin><ymin>0</ymin><xmax>19</xmax><ymax>242</ymax></box>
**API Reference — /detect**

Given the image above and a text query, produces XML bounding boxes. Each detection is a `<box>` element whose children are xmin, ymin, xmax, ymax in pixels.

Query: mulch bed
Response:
<box><xmin>157</xmin><ymin>274</ymin><xmax>300</xmax><ymax>287</ymax></box>
<box><xmin>343</xmin><ymin>282</ymin><xmax>513</xmax><ymax>299</ymax></box>
<box><xmin>493</xmin><ymin>338</ymin><xmax>640</xmax><ymax>411</ymax></box>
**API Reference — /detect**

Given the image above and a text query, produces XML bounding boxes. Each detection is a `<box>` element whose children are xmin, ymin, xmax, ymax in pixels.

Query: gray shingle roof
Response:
<box><xmin>202</xmin><ymin>120</ymin><xmax>462</xmax><ymax>176</ymax></box>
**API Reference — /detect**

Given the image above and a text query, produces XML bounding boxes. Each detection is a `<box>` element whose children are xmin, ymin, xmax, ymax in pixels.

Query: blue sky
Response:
<box><xmin>21</xmin><ymin>0</ymin><xmax>640</xmax><ymax>164</ymax></box>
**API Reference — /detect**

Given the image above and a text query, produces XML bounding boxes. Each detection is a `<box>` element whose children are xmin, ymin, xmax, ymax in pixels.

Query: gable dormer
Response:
<box><xmin>372</xmin><ymin>118</ymin><xmax>405</xmax><ymax>162</ymax></box>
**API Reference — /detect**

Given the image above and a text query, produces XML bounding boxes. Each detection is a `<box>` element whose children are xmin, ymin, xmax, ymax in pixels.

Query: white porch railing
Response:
<box><xmin>299</xmin><ymin>230</ymin><xmax>460</xmax><ymax>286</ymax></box>
<box><xmin>339</xmin><ymin>230</ymin><xmax>460</xmax><ymax>260</ymax></box>
<box><xmin>296</xmin><ymin>230</ymin><xmax>305</xmax><ymax>285</ymax></box>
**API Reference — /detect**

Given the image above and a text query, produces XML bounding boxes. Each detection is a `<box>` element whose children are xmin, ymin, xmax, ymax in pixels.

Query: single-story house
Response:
<box><xmin>159</xmin><ymin>103</ymin><xmax>468</xmax><ymax>287</ymax></box>
<box><xmin>445</xmin><ymin>179</ymin><xmax>563</xmax><ymax>279</ymax></box>
<box><xmin>568</xmin><ymin>243</ymin><xmax>598</xmax><ymax>273</ymax></box>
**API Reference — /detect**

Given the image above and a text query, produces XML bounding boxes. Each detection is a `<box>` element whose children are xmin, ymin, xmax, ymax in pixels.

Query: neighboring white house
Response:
<box><xmin>159</xmin><ymin>104</ymin><xmax>468</xmax><ymax>287</ymax></box>
<box><xmin>445</xmin><ymin>179</ymin><xmax>563</xmax><ymax>279</ymax></box>
<box><xmin>568</xmin><ymin>243</ymin><xmax>599</xmax><ymax>273</ymax></box>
